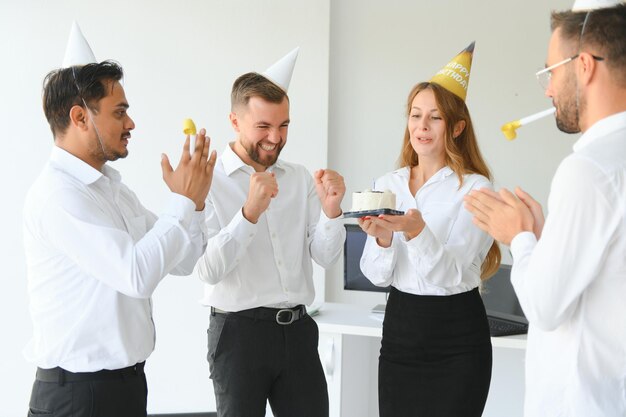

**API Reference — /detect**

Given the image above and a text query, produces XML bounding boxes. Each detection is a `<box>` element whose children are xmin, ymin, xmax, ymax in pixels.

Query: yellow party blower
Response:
<box><xmin>183</xmin><ymin>118</ymin><xmax>197</xmax><ymax>136</ymax></box>
<box><xmin>501</xmin><ymin>107</ymin><xmax>556</xmax><ymax>140</ymax></box>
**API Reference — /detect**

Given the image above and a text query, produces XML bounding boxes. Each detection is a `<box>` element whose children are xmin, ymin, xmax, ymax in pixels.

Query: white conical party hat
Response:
<box><xmin>62</xmin><ymin>21</ymin><xmax>96</xmax><ymax>68</ymax></box>
<box><xmin>572</xmin><ymin>0</ymin><xmax>622</xmax><ymax>11</ymax></box>
<box><xmin>261</xmin><ymin>47</ymin><xmax>299</xmax><ymax>92</ymax></box>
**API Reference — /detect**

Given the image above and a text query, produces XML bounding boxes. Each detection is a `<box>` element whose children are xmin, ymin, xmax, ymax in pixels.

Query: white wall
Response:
<box><xmin>1</xmin><ymin>0</ymin><xmax>583</xmax><ymax>415</ymax></box>
<box><xmin>0</xmin><ymin>0</ymin><xmax>329</xmax><ymax>414</ymax></box>
<box><xmin>326</xmin><ymin>0</ymin><xmax>576</xmax><ymax>306</ymax></box>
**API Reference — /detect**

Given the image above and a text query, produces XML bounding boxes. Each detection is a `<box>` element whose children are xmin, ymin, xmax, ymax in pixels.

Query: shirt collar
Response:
<box><xmin>222</xmin><ymin>142</ymin><xmax>285</xmax><ymax>176</ymax></box>
<box><xmin>573</xmin><ymin>111</ymin><xmax>626</xmax><ymax>153</ymax></box>
<box><xmin>49</xmin><ymin>146</ymin><xmax>121</xmax><ymax>185</ymax></box>
<box><xmin>392</xmin><ymin>165</ymin><xmax>454</xmax><ymax>182</ymax></box>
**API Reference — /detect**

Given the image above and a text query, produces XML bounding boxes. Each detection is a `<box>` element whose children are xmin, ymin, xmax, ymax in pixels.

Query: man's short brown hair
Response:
<box><xmin>230</xmin><ymin>72</ymin><xmax>287</xmax><ymax>111</ymax></box>
<box><xmin>551</xmin><ymin>4</ymin><xmax>626</xmax><ymax>86</ymax></box>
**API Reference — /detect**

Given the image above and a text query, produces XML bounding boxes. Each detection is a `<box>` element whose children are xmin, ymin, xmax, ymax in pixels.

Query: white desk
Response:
<box><xmin>314</xmin><ymin>302</ymin><xmax>527</xmax><ymax>417</ymax></box>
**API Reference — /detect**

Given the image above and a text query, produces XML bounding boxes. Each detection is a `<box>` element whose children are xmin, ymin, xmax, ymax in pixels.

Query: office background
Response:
<box><xmin>1</xmin><ymin>0</ymin><xmax>572</xmax><ymax>414</ymax></box>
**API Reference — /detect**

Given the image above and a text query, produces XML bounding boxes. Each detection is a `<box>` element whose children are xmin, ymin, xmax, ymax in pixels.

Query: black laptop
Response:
<box><xmin>480</xmin><ymin>264</ymin><xmax>529</xmax><ymax>337</ymax></box>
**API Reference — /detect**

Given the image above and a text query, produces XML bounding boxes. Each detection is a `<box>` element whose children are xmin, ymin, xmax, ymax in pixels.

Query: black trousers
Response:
<box><xmin>207</xmin><ymin>309</ymin><xmax>328</xmax><ymax>417</ymax></box>
<box><xmin>27</xmin><ymin>363</ymin><xmax>147</xmax><ymax>417</ymax></box>
<box><xmin>379</xmin><ymin>287</ymin><xmax>492</xmax><ymax>417</ymax></box>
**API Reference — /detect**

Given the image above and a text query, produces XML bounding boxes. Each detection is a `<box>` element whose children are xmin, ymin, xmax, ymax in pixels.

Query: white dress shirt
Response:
<box><xmin>360</xmin><ymin>167</ymin><xmax>494</xmax><ymax>295</ymax></box>
<box><xmin>510</xmin><ymin>111</ymin><xmax>626</xmax><ymax>417</ymax></box>
<box><xmin>23</xmin><ymin>146</ymin><xmax>207</xmax><ymax>372</ymax></box>
<box><xmin>196</xmin><ymin>144</ymin><xmax>345</xmax><ymax>311</ymax></box>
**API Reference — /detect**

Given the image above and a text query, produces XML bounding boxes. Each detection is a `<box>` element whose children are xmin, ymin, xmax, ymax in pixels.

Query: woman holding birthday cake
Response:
<box><xmin>358</xmin><ymin>42</ymin><xmax>500</xmax><ymax>417</ymax></box>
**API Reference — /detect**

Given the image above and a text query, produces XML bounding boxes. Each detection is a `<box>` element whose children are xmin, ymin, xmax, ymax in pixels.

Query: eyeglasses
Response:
<box><xmin>535</xmin><ymin>54</ymin><xmax>604</xmax><ymax>90</ymax></box>
<box><xmin>535</xmin><ymin>10</ymin><xmax>605</xmax><ymax>91</ymax></box>
<box><xmin>535</xmin><ymin>55</ymin><xmax>576</xmax><ymax>90</ymax></box>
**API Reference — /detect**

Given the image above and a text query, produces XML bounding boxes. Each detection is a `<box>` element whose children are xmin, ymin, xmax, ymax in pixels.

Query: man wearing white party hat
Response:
<box><xmin>465</xmin><ymin>2</ymin><xmax>626</xmax><ymax>416</ymax></box>
<box><xmin>61</xmin><ymin>21</ymin><xmax>96</xmax><ymax>67</ymax></box>
<box><xmin>195</xmin><ymin>48</ymin><xmax>346</xmax><ymax>417</ymax></box>
<box><xmin>23</xmin><ymin>21</ymin><xmax>216</xmax><ymax>417</ymax></box>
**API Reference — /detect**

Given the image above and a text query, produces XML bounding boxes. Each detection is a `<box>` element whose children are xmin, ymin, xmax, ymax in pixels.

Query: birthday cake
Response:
<box><xmin>351</xmin><ymin>189</ymin><xmax>396</xmax><ymax>212</ymax></box>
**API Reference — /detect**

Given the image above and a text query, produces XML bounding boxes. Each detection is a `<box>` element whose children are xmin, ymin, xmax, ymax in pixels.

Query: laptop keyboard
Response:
<box><xmin>488</xmin><ymin>317</ymin><xmax>528</xmax><ymax>337</ymax></box>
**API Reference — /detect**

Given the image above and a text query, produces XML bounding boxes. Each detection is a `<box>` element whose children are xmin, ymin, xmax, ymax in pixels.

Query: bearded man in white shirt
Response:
<box><xmin>24</xmin><ymin>61</ymin><xmax>216</xmax><ymax>417</ymax></box>
<box><xmin>464</xmin><ymin>4</ymin><xmax>626</xmax><ymax>416</ymax></box>
<box><xmin>195</xmin><ymin>69</ymin><xmax>346</xmax><ymax>416</ymax></box>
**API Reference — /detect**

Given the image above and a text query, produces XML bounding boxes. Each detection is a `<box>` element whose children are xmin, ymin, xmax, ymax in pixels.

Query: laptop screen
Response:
<box><xmin>343</xmin><ymin>224</ymin><xmax>389</xmax><ymax>293</ymax></box>
<box><xmin>481</xmin><ymin>264</ymin><xmax>526</xmax><ymax>321</ymax></box>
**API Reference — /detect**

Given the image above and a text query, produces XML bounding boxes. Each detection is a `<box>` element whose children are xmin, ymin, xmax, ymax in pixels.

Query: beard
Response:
<box><xmin>90</xmin><ymin>133</ymin><xmax>129</xmax><ymax>163</ymax></box>
<box><xmin>554</xmin><ymin>68</ymin><xmax>582</xmax><ymax>134</ymax></box>
<box><xmin>244</xmin><ymin>141</ymin><xmax>284</xmax><ymax>167</ymax></box>
<box><xmin>104</xmin><ymin>147</ymin><xmax>129</xmax><ymax>161</ymax></box>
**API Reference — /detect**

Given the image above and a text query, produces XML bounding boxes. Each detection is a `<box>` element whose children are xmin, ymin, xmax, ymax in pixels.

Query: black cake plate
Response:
<box><xmin>343</xmin><ymin>209</ymin><xmax>405</xmax><ymax>219</ymax></box>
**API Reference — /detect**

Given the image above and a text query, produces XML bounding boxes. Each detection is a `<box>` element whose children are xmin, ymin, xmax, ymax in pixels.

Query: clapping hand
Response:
<box><xmin>463</xmin><ymin>187</ymin><xmax>540</xmax><ymax>245</ymax></box>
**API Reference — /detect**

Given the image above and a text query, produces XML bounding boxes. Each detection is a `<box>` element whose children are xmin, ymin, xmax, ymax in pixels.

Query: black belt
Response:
<box><xmin>211</xmin><ymin>305</ymin><xmax>307</xmax><ymax>325</ymax></box>
<box><xmin>36</xmin><ymin>362</ymin><xmax>145</xmax><ymax>385</ymax></box>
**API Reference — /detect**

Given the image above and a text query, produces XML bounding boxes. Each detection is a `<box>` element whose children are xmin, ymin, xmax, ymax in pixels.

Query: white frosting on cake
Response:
<box><xmin>351</xmin><ymin>189</ymin><xmax>396</xmax><ymax>212</ymax></box>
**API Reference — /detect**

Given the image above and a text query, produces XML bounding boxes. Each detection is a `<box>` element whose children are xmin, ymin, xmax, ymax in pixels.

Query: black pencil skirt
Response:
<box><xmin>378</xmin><ymin>286</ymin><xmax>492</xmax><ymax>417</ymax></box>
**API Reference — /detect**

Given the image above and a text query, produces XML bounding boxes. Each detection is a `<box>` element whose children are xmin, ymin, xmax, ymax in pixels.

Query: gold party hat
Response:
<box><xmin>429</xmin><ymin>42</ymin><xmax>475</xmax><ymax>101</ymax></box>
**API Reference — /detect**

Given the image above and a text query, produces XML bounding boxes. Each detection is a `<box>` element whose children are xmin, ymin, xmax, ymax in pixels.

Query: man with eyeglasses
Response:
<box><xmin>464</xmin><ymin>3</ymin><xmax>626</xmax><ymax>417</ymax></box>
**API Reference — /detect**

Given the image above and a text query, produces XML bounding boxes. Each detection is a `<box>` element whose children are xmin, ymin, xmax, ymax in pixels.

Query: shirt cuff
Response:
<box><xmin>364</xmin><ymin>235</ymin><xmax>397</xmax><ymax>271</ymax></box>
<box><xmin>404</xmin><ymin>224</ymin><xmax>437</xmax><ymax>257</ymax></box>
<box><xmin>510</xmin><ymin>231</ymin><xmax>537</xmax><ymax>261</ymax></box>
<box><xmin>190</xmin><ymin>206</ymin><xmax>206</xmax><ymax>222</ymax></box>
<box><xmin>377</xmin><ymin>236</ymin><xmax>398</xmax><ymax>253</ymax></box>
<box><xmin>190</xmin><ymin>209</ymin><xmax>208</xmax><ymax>241</ymax></box>
<box><xmin>317</xmin><ymin>210</ymin><xmax>345</xmax><ymax>237</ymax></box>
<box><xmin>161</xmin><ymin>193</ymin><xmax>197</xmax><ymax>229</ymax></box>
<box><xmin>223</xmin><ymin>208</ymin><xmax>258</xmax><ymax>246</ymax></box>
